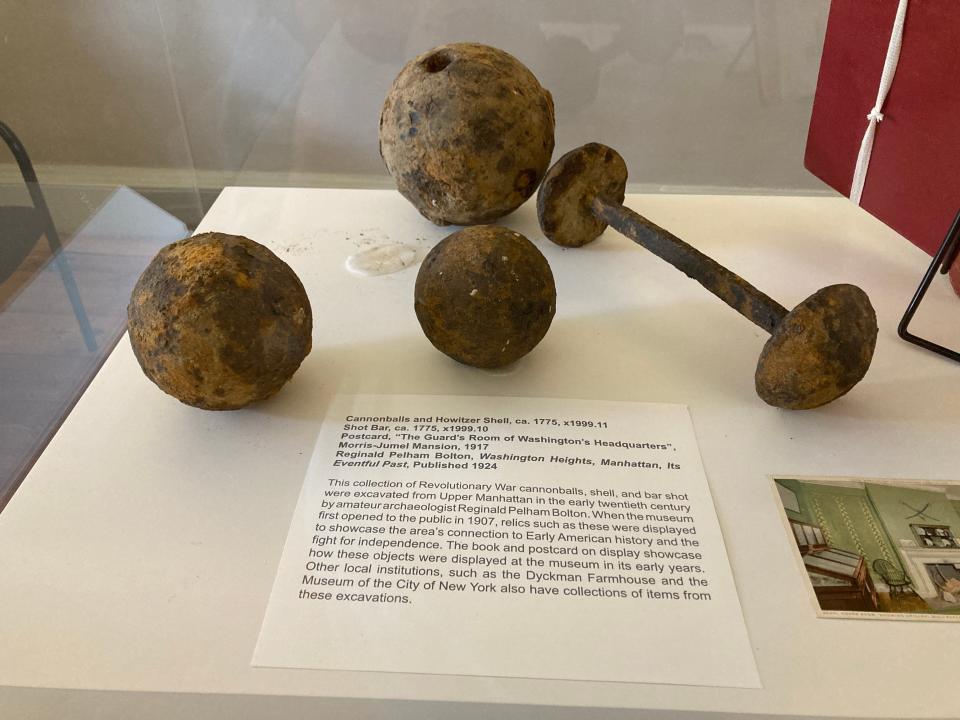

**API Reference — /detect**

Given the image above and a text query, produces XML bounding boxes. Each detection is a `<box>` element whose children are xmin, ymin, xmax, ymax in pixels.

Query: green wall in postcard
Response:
<box><xmin>865</xmin><ymin>483</ymin><xmax>960</xmax><ymax>548</ymax></box>
<box><xmin>800</xmin><ymin>482</ymin><xmax>902</xmax><ymax>574</ymax></box>
<box><xmin>775</xmin><ymin>478</ymin><xmax>814</xmax><ymax>524</ymax></box>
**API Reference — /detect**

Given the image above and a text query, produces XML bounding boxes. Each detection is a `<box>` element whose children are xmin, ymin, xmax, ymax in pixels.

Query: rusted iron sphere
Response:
<box><xmin>380</xmin><ymin>43</ymin><xmax>555</xmax><ymax>226</ymax></box>
<box><xmin>414</xmin><ymin>225</ymin><xmax>556</xmax><ymax>368</ymax></box>
<box><xmin>537</xmin><ymin>143</ymin><xmax>878</xmax><ymax>410</ymax></box>
<box><xmin>127</xmin><ymin>232</ymin><xmax>312</xmax><ymax>410</ymax></box>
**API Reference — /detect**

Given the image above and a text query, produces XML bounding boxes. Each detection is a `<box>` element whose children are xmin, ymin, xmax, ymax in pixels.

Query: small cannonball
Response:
<box><xmin>127</xmin><ymin>232</ymin><xmax>312</xmax><ymax>410</ymax></box>
<box><xmin>380</xmin><ymin>43</ymin><xmax>555</xmax><ymax>225</ymax></box>
<box><xmin>414</xmin><ymin>225</ymin><xmax>556</xmax><ymax>368</ymax></box>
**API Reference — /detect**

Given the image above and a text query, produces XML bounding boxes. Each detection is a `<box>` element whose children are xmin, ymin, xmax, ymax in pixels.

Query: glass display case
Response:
<box><xmin>790</xmin><ymin>520</ymin><xmax>879</xmax><ymax>612</ymax></box>
<box><xmin>3</xmin><ymin>3</ymin><xmax>960</xmax><ymax>719</ymax></box>
<box><xmin>0</xmin><ymin>0</ymin><xmax>832</xmax><ymax>507</ymax></box>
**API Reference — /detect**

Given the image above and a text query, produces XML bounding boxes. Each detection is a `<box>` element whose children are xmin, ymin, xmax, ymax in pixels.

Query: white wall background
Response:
<box><xmin>0</xmin><ymin>0</ymin><xmax>832</xmax><ymax>225</ymax></box>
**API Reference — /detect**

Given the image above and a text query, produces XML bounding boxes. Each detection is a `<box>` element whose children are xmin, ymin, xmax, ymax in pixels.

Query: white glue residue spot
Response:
<box><xmin>346</xmin><ymin>243</ymin><xmax>421</xmax><ymax>277</ymax></box>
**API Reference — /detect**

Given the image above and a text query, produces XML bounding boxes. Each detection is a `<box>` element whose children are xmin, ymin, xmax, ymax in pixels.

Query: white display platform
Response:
<box><xmin>1</xmin><ymin>188</ymin><xmax>958</xmax><ymax>719</ymax></box>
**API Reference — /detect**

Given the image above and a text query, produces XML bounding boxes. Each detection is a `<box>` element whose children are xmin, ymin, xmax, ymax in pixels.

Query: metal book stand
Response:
<box><xmin>898</xmin><ymin>208</ymin><xmax>960</xmax><ymax>363</ymax></box>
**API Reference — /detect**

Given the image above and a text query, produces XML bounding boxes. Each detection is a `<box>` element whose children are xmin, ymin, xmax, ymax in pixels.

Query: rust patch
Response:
<box><xmin>514</xmin><ymin>168</ymin><xmax>538</xmax><ymax>194</ymax></box>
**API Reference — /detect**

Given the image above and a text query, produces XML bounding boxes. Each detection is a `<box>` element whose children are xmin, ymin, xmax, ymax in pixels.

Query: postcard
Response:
<box><xmin>773</xmin><ymin>476</ymin><xmax>960</xmax><ymax>622</ymax></box>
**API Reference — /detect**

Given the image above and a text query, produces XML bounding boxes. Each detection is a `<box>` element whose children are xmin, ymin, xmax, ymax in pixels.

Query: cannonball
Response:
<box><xmin>414</xmin><ymin>225</ymin><xmax>556</xmax><ymax>368</ymax></box>
<box><xmin>380</xmin><ymin>43</ymin><xmax>555</xmax><ymax>226</ymax></box>
<box><xmin>950</xmin><ymin>260</ymin><xmax>960</xmax><ymax>297</ymax></box>
<box><xmin>127</xmin><ymin>232</ymin><xmax>312</xmax><ymax>410</ymax></box>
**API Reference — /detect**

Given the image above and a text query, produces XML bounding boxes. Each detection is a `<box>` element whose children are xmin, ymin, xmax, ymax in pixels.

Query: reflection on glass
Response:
<box><xmin>0</xmin><ymin>122</ymin><xmax>189</xmax><ymax>507</ymax></box>
<box><xmin>0</xmin><ymin>0</ymin><xmax>832</xmax><ymax>506</ymax></box>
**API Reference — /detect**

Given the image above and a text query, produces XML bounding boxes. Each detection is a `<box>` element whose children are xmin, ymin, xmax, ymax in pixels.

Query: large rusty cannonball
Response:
<box><xmin>415</xmin><ymin>225</ymin><xmax>556</xmax><ymax>368</ymax></box>
<box><xmin>127</xmin><ymin>232</ymin><xmax>312</xmax><ymax>410</ymax></box>
<box><xmin>380</xmin><ymin>43</ymin><xmax>555</xmax><ymax>226</ymax></box>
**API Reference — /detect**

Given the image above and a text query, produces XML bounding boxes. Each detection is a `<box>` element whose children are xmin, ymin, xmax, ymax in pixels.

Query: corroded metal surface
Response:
<box><xmin>536</xmin><ymin>142</ymin><xmax>878</xmax><ymax>409</ymax></box>
<box><xmin>127</xmin><ymin>232</ymin><xmax>312</xmax><ymax>410</ymax></box>
<box><xmin>537</xmin><ymin>142</ymin><xmax>627</xmax><ymax>247</ymax></box>
<box><xmin>591</xmin><ymin>196</ymin><xmax>789</xmax><ymax>334</ymax></box>
<box><xmin>756</xmin><ymin>284</ymin><xmax>878</xmax><ymax>410</ymax></box>
<box><xmin>414</xmin><ymin>225</ymin><xmax>555</xmax><ymax>368</ymax></box>
<box><xmin>380</xmin><ymin>43</ymin><xmax>555</xmax><ymax>226</ymax></box>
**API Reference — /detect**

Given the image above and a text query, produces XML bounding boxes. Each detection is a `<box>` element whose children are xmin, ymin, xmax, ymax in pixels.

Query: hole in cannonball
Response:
<box><xmin>421</xmin><ymin>51</ymin><xmax>452</xmax><ymax>73</ymax></box>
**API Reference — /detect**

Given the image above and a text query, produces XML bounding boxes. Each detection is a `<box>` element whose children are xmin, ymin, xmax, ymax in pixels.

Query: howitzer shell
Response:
<box><xmin>380</xmin><ymin>43</ymin><xmax>555</xmax><ymax>225</ymax></box>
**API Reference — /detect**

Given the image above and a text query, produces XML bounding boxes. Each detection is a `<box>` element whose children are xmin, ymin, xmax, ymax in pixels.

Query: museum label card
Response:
<box><xmin>254</xmin><ymin>394</ymin><xmax>760</xmax><ymax>688</ymax></box>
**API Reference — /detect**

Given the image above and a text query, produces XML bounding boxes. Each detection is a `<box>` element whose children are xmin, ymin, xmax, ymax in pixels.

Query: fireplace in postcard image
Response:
<box><xmin>867</xmin><ymin>484</ymin><xmax>960</xmax><ymax>602</ymax></box>
<box><xmin>926</xmin><ymin>564</ymin><xmax>960</xmax><ymax>602</ymax></box>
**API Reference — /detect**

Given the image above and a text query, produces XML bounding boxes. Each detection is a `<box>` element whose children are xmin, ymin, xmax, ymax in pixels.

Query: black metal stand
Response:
<box><xmin>897</xmin><ymin>208</ymin><xmax>960</xmax><ymax>363</ymax></box>
<box><xmin>0</xmin><ymin>121</ymin><xmax>96</xmax><ymax>352</ymax></box>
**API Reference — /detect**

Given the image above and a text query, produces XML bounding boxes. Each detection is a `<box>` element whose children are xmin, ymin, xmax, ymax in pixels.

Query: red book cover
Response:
<box><xmin>805</xmin><ymin>0</ymin><xmax>960</xmax><ymax>256</ymax></box>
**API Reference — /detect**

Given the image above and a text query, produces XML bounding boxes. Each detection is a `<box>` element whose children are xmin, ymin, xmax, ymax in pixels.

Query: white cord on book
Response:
<box><xmin>849</xmin><ymin>0</ymin><xmax>909</xmax><ymax>206</ymax></box>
